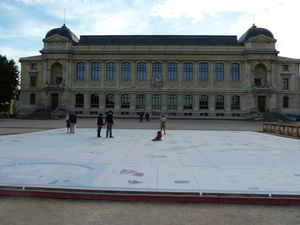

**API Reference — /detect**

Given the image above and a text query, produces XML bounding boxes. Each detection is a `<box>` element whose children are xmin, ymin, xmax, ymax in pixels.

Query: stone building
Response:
<box><xmin>18</xmin><ymin>24</ymin><xmax>300</xmax><ymax>118</ymax></box>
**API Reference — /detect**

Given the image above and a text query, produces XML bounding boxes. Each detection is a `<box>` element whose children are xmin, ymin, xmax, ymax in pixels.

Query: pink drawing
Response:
<box><xmin>120</xmin><ymin>169</ymin><xmax>144</xmax><ymax>177</ymax></box>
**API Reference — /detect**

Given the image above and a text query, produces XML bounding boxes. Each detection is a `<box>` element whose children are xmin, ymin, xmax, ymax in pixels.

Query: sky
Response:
<box><xmin>1</xmin><ymin>0</ymin><xmax>300</xmax><ymax>69</ymax></box>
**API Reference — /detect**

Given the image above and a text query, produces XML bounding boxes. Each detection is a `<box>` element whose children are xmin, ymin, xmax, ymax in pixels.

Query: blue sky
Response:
<box><xmin>0</xmin><ymin>0</ymin><xmax>299</xmax><ymax>69</ymax></box>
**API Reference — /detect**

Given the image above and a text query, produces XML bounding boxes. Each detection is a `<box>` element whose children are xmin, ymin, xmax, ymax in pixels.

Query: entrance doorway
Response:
<box><xmin>51</xmin><ymin>93</ymin><xmax>59</xmax><ymax>110</ymax></box>
<box><xmin>257</xmin><ymin>96</ymin><xmax>266</xmax><ymax>112</ymax></box>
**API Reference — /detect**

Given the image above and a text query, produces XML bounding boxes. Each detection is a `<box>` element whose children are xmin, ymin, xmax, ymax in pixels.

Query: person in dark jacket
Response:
<box><xmin>97</xmin><ymin>113</ymin><xmax>104</xmax><ymax>137</ymax></box>
<box><xmin>69</xmin><ymin>112</ymin><xmax>77</xmax><ymax>134</ymax></box>
<box><xmin>145</xmin><ymin>112</ymin><xmax>150</xmax><ymax>122</ymax></box>
<box><xmin>105</xmin><ymin>111</ymin><xmax>114</xmax><ymax>138</ymax></box>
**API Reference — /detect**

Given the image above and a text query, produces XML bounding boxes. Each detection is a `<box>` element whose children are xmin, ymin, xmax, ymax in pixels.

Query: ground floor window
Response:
<box><xmin>231</xmin><ymin>95</ymin><xmax>240</xmax><ymax>110</ymax></box>
<box><xmin>75</xmin><ymin>94</ymin><xmax>84</xmax><ymax>108</ymax></box>
<box><xmin>215</xmin><ymin>95</ymin><xmax>224</xmax><ymax>109</ymax></box>
<box><xmin>167</xmin><ymin>95</ymin><xmax>177</xmax><ymax>109</ymax></box>
<box><xmin>152</xmin><ymin>95</ymin><xmax>161</xmax><ymax>109</ymax></box>
<box><xmin>199</xmin><ymin>95</ymin><xmax>208</xmax><ymax>109</ymax></box>
<box><xmin>136</xmin><ymin>94</ymin><xmax>145</xmax><ymax>109</ymax></box>
<box><xmin>121</xmin><ymin>94</ymin><xmax>130</xmax><ymax>108</ymax></box>
<box><xmin>183</xmin><ymin>95</ymin><xmax>193</xmax><ymax>109</ymax></box>
<box><xmin>106</xmin><ymin>94</ymin><xmax>114</xmax><ymax>108</ymax></box>
<box><xmin>90</xmin><ymin>94</ymin><xmax>99</xmax><ymax>108</ymax></box>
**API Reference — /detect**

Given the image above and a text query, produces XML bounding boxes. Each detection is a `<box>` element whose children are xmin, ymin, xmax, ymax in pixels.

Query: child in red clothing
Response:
<box><xmin>152</xmin><ymin>131</ymin><xmax>162</xmax><ymax>141</ymax></box>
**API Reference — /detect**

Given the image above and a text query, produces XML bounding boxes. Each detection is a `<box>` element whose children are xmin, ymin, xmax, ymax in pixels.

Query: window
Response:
<box><xmin>283</xmin><ymin>96</ymin><xmax>289</xmax><ymax>108</ymax></box>
<box><xmin>215</xmin><ymin>63</ymin><xmax>224</xmax><ymax>81</ymax></box>
<box><xmin>199</xmin><ymin>95</ymin><xmax>209</xmax><ymax>109</ymax></box>
<box><xmin>136</xmin><ymin>94</ymin><xmax>145</xmax><ymax>109</ymax></box>
<box><xmin>76</xmin><ymin>62</ymin><xmax>85</xmax><ymax>80</ymax></box>
<box><xmin>121</xmin><ymin>62</ymin><xmax>131</xmax><ymax>80</ymax></box>
<box><xmin>168</xmin><ymin>63</ymin><xmax>177</xmax><ymax>80</ymax></box>
<box><xmin>75</xmin><ymin>94</ymin><xmax>84</xmax><ymax>108</ymax></box>
<box><xmin>167</xmin><ymin>95</ymin><xmax>177</xmax><ymax>109</ymax></box>
<box><xmin>282</xmin><ymin>65</ymin><xmax>289</xmax><ymax>71</ymax></box>
<box><xmin>121</xmin><ymin>94</ymin><xmax>130</xmax><ymax>108</ymax></box>
<box><xmin>282</xmin><ymin>78</ymin><xmax>289</xmax><ymax>89</ymax></box>
<box><xmin>199</xmin><ymin>63</ymin><xmax>209</xmax><ymax>81</ymax></box>
<box><xmin>31</xmin><ymin>63</ymin><xmax>37</xmax><ymax>70</ymax></box>
<box><xmin>231</xmin><ymin>95</ymin><xmax>240</xmax><ymax>110</ymax></box>
<box><xmin>106</xmin><ymin>62</ymin><xmax>115</xmax><ymax>80</ymax></box>
<box><xmin>230</xmin><ymin>63</ymin><xmax>240</xmax><ymax>81</ymax></box>
<box><xmin>106</xmin><ymin>94</ymin><xmax>114</xmax><ymax>108</ymax></box>
<box><xmin>30</xmin><ymin>75</ymin><xmax>37</xmax><ymax>87</ymax></box>
<box><xmin>137</xmin><ymin>62</ymin><xmax>146</xmax><ymax>80</ymax></box>
<box><xmin>152</xmin><ymin>62</ymin><xmax>162</xmax><ymax>76</ymax></box>
<box><xmin>183</xmin><ymin>95</ymin><xmax>193</xmax><ymax>109</ymax></box>
<box><xmin>90</xmin><ymin>94</ymin><xmax>99</xmax><ymax>108</ymax></box>
<box><xmin>215</xmin><ymin>95</ymin><xmax>224</xmax><ymax>109</ymax></box>
<box><xmin>30</xmin><ymin>93</ymin><xmax>35</xmax><ymax>105</ymax></box>
<box><xmin>91</xmin><ymin>63</ymin><xmax>100</xmax><ymax>80</ymax></box>
<box><xmin>152</xmin><ymin>95</ymin><xmax>161</xmax><ymax>109</ymax></box>
<box><xmin>183</xmin><ymin>63</ymin><xmax>193</xmax><ymax>80</ymax></box>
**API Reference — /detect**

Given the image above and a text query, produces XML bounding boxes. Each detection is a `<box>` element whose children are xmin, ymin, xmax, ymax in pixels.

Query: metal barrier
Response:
<box><xmin>263</xmin><ymin>122</ymin><xmax>300</xmax><ymax>138</ymax></box>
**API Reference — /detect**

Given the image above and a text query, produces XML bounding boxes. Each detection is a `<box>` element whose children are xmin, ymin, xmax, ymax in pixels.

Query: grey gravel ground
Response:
<box><xmin>0</xmin><ymin>118</ymin><xmax>300</xmax><ymax>225</ymax></box>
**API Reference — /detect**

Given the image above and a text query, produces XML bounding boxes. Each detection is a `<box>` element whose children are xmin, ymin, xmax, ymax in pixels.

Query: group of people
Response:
<box><xmin>66</xmin><ymin>111</ymin><xmax>167</xmax><ymax>141</ymax></box>
<box><xmin>139</xmin><ymin>112</ymin><xmax>150</xmax><ymax>122</ymax></box>
<box><xmin>96</xmin><ymin>111</ymin><xmax>114</xmax><ymax>138</ymax></box>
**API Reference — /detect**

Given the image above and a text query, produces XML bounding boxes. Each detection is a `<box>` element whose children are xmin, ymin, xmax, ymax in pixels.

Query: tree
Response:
<box><xmin>0</xmin><ymin>55</ymin><xmax>19</xmax><ymax>111</ymax></box>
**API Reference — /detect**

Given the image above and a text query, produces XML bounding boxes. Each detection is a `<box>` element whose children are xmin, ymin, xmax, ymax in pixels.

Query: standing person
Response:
<box><xmin>69</xmin><ymin>112</ymin><xmax>77</xmax><ymax>134</ymax></box>
<box><xmin>160</xmin><ymin>115</ymin><xmax>167</xmax><ymax>135</ymax></box>
<box><xmin>105</xmin><ymin>111</ymin><xmax>114</xmax><ymax>138</ymax></box>
<box><xmin>139</xmin><ymin>112</ymin><xmax>144</xmax><ymax>122</ymax></box>
<box><xmin>145</xmin><ymin>112</ymin><xmax>150</xmax><ymax>122</ymax></box>
<box><xmin>65</xmin><ymin>112</ymin><xmax>70</xmax><ymax>133</ymax></box>
<box><xmin>97</xmin><ymin>113</ymin><xmax>104</xmax><ymax>137</ymax></box>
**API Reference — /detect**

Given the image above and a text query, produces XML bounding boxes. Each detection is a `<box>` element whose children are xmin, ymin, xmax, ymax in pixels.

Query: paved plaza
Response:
<box><xmin>1</xmin><ymin>127</ymin><xmax>300</xmax><ymax>197</ymax></box>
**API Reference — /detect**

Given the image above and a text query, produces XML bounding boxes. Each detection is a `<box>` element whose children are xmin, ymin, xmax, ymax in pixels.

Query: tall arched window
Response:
<box><xmin>167</xmin><ymin>95</ymin><xmax>177</xmax><ymax>109</ymax></box>
<box><xmin>168</xmin><ymin>62</ymin><xmax>177</xmax><ymax>80</ymax></box>
<box><xmin>91</xmin><ymin>63</ymin><xmax>100</xmax><ymax>80</ymax></box>
<box><xmin>183</xmin><ymin>63</ymin><xmax>193</xmax><ymax>80</ymax></box>
<box><xmin>106</xmin><ymin>62</ymin><xmax>115</xmax><ymax>80</ymax></box>
<box><xmin>51</xmin><ymin>63</ymin><xmax>63</xmax><ymax>84</ymax></box>
<box><xmin>136</xmin><ymin>62</ymin><xmax>146</xmax><ymax>80</ymax></box>
<box><xmin>215</xmin><ymin>63</ymin><xmax>224</xmax><ymax>81</ymax></box>
<box><xmin>121</xmin><ymin>62</ymin><xmax>131</xmax><ymax>80</ymax></box>
<box><xmin>199</xmin><ymin>63</ymin><xmax>209</xmax><ymax>81</ymax></box>
<box><xmin>76</xmin><ymin>62</ymin><xmax>85</xmax><ymax>80</ymax></box>
<box><xmin>152</xmin><ymin>95</ymin><xmax>161</xmax><ymax>109</ymax></box>
<box><xmin>90</xmin><ymin>94</ymin><xmax>99</xmax><ymax>108</ymax></box>
<box><xmin>215</xmin><ymin>95</ymin><xmax>224</xmax><ymax>109</ymax></box>
<box><xmin>121</xmin><ymin>94</ymin><xmax>130</xmax><ymax>108</ymax></box>
<box><xmin>230</xmin><ymin>63</ymin><xmax>240</xmax><ymax>81</ymax></box>
<box><xmin>106</xmin><ymin>94</ymin><xmax>114</xmax><ymax>108</ymax></box>
<box><xmin>231</xmin><ymin>95</ymin><xmax>240</xmax><ymax>110</ymax></box>
<box><xmin>152</xmin><ymin>62</ymin><xmax>162</xmax><ymax>76</ymax></box>
<box><xmin>75</xmin><ymin>94</ymin><xmax>84</xmax><ymax>108</ymax></box>
<box><xmin>136</xmin><ymin>94</ymin><xmax>145</xmax><ymax>109</ymax></box>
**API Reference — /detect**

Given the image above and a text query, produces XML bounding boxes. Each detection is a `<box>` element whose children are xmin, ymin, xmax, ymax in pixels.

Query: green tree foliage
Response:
<box><xmin>0</xmin><ymin>55</ymin><xmax>19</xmax><ymax>111</ymax></box>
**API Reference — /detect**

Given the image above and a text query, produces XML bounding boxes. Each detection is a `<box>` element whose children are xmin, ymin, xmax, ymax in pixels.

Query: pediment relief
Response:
<box><xmin>247</xmin><ymin>35</ymin><xmax>275</xmax><ymax>43</ymax></box>
<box><xmin>43</xmin><ymin>34</ymin><xmax>69</xmax><ymax>42</ymax></box>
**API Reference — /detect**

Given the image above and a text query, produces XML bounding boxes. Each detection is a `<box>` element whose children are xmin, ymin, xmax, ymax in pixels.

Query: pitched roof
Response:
<box><xmin>78</xmin><ymin>35</ymin><xmax>238</xmax><ymax>46</ymax></box>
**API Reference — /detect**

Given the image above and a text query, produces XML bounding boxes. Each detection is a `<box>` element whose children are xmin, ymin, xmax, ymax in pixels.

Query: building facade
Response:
<box><xmin>18</xmin><ymin>24</ymin><xmax>300</xmax><ymax>118</ymax></box>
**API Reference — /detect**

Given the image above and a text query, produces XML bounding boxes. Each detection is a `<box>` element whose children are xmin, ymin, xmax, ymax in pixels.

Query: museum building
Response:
<box><xmin>18</xmin><ymin>24</ymin><xmax>300</xmax><ymax>118</ymax></box>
